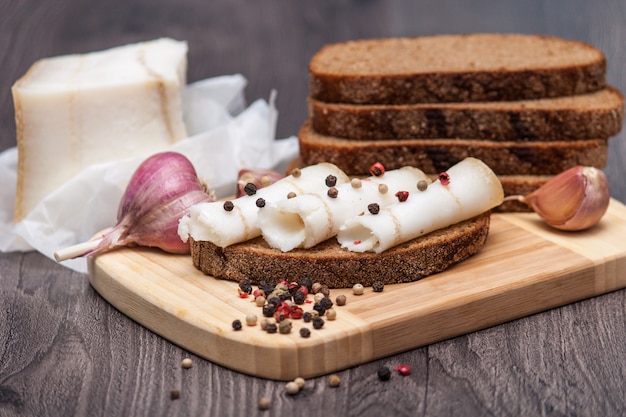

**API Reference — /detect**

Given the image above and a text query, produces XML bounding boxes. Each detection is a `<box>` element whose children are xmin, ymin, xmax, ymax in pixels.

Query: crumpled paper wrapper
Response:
<box><xmin>0</xmin><ymin>74</ymin><xmax>299</xmax><ymax>273</ymax></box>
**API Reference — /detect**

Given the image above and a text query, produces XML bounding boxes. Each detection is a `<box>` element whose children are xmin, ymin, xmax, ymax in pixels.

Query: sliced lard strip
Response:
<box><xmin>178</xmin><ymin>163</ymin><xmax>349</xmax><ymax>247</ymax></box>
<box><xmin>258</xmin><ymin>167</ymin><xmax>431</xmax><ymax>252</ymax></box>
<box><xmin>337</xmin><ymin>157</ymin><xmax>504</xmax><ymax>253</ymax></box>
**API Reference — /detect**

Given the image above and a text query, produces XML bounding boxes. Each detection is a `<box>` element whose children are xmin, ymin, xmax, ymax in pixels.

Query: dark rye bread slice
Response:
<box><xmin>298</xmin><ymin>121</ymin><xmax>608</xmax><ymax>176</ymax></box>
<box><xmin>190</xmin><ymin>212</ymin><xmax>491</xmax><ymax>288</ymax></box>
<box><xmin>309</xmin><ymin>34</ymin><xmax>606</xmax><ymax>105</ymax></box>
<box><xmin>309</xmin><ymin>87</ymin><xmax>624</xmax><ymax>141</ymax></box>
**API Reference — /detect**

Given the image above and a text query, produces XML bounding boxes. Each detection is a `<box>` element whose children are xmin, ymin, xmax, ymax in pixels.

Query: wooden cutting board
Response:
<box><xmin>88</xmin><ymin>198</ymin><xmax>626</xmax><ymax>381</ymax></box>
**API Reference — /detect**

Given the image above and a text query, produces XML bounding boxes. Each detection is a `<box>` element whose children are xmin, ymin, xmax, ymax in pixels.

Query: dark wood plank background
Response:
<box><xmin>1</xmin><ymin>1</ymin><xmax>625</xmax><ymax>416</ymax></box>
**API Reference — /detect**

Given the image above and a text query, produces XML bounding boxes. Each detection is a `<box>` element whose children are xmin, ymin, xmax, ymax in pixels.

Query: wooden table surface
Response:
<box><xmin>1</xmin><ymin>1</ymin><xmax>625</xmax><ymax>416</ymax></box>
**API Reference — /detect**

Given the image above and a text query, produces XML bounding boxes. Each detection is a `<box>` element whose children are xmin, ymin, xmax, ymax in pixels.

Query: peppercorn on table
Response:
<box><xmin>88</xmin><ymin>198</ymin><xmax>626</xmax><ymax>380</ymax></box>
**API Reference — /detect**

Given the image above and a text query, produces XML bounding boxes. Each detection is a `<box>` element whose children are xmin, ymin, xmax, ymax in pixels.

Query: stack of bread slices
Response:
<box><xmin>298</xmin><ymin>33</ymin><xmax>624</xmax><ymax>211</ymax></box>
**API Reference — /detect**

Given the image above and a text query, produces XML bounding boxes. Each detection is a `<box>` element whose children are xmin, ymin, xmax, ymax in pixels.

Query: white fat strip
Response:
<box><xmin>337</xmin><ymin>157</ymin><xmax>504</xmax><ymax>253</ymax></box>
<box><xmin>177</xmin><ymin>163</ymin><xmax>349</xmax><ymax>247</ymax></box>
<box><xmin>258</xmin><ymin>167</ymin><xmax>431</xmax><ymax>252</ymax></box>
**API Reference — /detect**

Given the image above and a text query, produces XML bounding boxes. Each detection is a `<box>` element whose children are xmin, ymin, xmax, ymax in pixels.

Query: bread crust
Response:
<box><xmin>190</xmin><ymin>212</ymin><xmax>491</xmax><ymax>288</ymax></box>
<box><xmin>309</xmin><ymin>87</ymin><xmax>624</xmax><ymax>141</ymax></box>
<box><xmin>309</xmin><ymin>34</ymin><xmax>606</xmax><ymax>104</ymax></box>
<box><xmin>298</xmin><ymin>121</ymin><xmax>607</xmax><ymax>176</ymax></box>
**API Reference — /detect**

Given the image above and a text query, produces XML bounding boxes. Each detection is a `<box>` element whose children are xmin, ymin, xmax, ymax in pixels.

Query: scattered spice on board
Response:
<box><xmin>258</xmin><ymin>396</ymin><xmax>271</xmax><ymax>410</ymax></box>
<box><xmin>328</xmin><ymin>374</ymin><xmax>341</xmax><ymax>387</ymax></box>
<box><xmin>170</xmin><ymin>388</ymin><xmax>180</xmax><ymax>400</ymax></box>
<box><xmin>377</xmin><ymin>366</ymin><xmax>391</xmax><ymax>381</ymax></box>
<box><xmin>395</xmin><ymin>364</ymin><xmax>411</xmax><ymax>376</ymax></box>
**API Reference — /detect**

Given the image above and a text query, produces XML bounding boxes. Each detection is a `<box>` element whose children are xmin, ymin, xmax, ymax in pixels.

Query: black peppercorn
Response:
<box><xmin>223</xmin><ymin>200</ymin><xmax>234</xmax><ymax>211</ymax></box>
<box><xmin>258</xmin><ymin>281</ymin><xmax>276</xmax><ymax>295</ymax></box>
<box><xmin>293</xmin><ymin>290</ymin><xmax>307</xmax><ymax>305</ymax></box>
<box><xmin>303</xmin><ymin>312</ymin><xmax>313</xmax><ymax>323</ymax></box>
<box><xmin>232</xmin><ymin>319</ymin><xmax>242</xmax><ymax>331</ymax></box>
<box><xmin>256</xmin><ymin>198</ymin><xmax>266</xmax><ymax>208</ymax></box>
<box><xmin>266</xmin><ymin>323</ymin><xmax>278</xmax><ymax>333</ymax></box>
<box><xmin>262</xmin><ymin>303</ymin><xmax>277</xmax><ymax>317</ymax></box>
<box><xmin>299</xmin><ymin>278</ymin><xmax>313</xmax><ymax>292</ymax></box>
<box><xmin>327</xmin><ymin>187</ymin><xmax>338</xmax><ymax>198</ymax></box>
<box><xmin>267</xmin><ymin>296</ymin><xmax>281</xmax><ymax>306</ymax></box>
<box><xmin>244</xmin><ymin>182</ymin><xmax>257</xmax><ymax>196</ymax></box>
<box><xmin>368</xmin><ymin>203</ymin><xmax>380</xmax><ymax>214</ymax></box>
<box><xmin>325</xmin><ymin>175</ymin><xmax>337</xmax><ymax>187</ymax></box>
<box><xmin>377</xmin><ymin>366</ymin><xmax>391</xmax><ymax>381</ymax></box>
<box><xmin>372</xmin><ymin>281</ymin><xmax>385</xmax><ymax>293</ymax></box>
<box><xmin>313</xmin><ymin>303</ymin><xmax>326</xmax><ymax>316</ymax></box>
<box><xmin>312</xmin><ymin>317</ymin><xmax>325</xmax><ymax>329</ymax></box>
<box><xmin>239</xmin><ymin>279</ymin><xmax>252</xmax><ymax>294</ymax></box>
<box><xmin>319</xmin><ymin>297</ymin><xmax>333</xmax><ymax>310</ymax></box>
<box><xmin>300</xmin><ymin>327</ymin><xmax>311</xmax><ymax>338</ymax></box>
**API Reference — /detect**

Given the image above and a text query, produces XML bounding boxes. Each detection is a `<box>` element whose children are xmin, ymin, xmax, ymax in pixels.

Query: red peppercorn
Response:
<box><xmin>290</xmin><ymin>306</ymin><xmax>304</xmax><ymax>320</ymax></box>
<box><xmin>438</xmin><ymin>172</ymin><xmax>450</xmax><ymax>186</ymax></box>
<box><xmin>395</xmin><ymin>191</ymin><xmax>409</xmax><ymax>202</ymax></box>
<box><xmin>395</xmin><ymin>365</ymin><xmax>411</xmax><ymax>376</ymax></box>
<box><xmin>298</xmin><ymin>285</ymin><xmax>309</xmax><ymax>296</ymax></box>
<box><xmin>369</xmin><ymin>162</ymin><xmax>385</xmax><ymax>177</ymax></box>
<box><xmin>237</xmin><ymin>288</ymin><xmax>250</xmax><ymax>298</ymax></box>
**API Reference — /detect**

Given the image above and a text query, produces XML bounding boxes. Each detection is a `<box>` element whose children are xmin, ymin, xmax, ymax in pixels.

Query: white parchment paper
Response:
<box><xmin>0</xmin><ymin>74</ymin><xmax>299</xmax><ymax>273</ymax></box>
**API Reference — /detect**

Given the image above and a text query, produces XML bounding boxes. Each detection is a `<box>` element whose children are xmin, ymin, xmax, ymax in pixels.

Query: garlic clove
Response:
<box><xmin>54</xmin><ymin>152</ymin><xmax>214</xmax><ymax>261</ymax></box>
<box><xmin>516</xmin><ymin>166</ymin><xmax>610</xmax><ymax>231</ymax></box>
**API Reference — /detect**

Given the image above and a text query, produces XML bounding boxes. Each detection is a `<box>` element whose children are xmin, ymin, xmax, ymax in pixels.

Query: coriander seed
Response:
<box><xmin>245</xmin><ymin>313</ymin><xmax>258</xmax><ymax>326</ymax></box>
<box><xmin>285</xmin><ymin>381</ymin><xmax>300</xmax><ymax>395</ymax></box>
<box><xmin>311</xmin><ymin>282</ymin><xmax>323</xmax><ymax>294</ymax></box>
<box><xmin>335</xmin><ymin>294</ymin><xmax>347</xmax><ymax>306</ymax></box>
<box><xmin>170</xmin><ymin>388</ymin><xmax>180</xmax><ymax>400</ymax></box>
<box><xmin>294</xmin><ymin>377</ymin><xmax>306</xmax><ymax>389</ymax></box>
<box><xmin>258</xmin><ymin>396</ymin><xmax>271</xmax><ymax>410</ymax></box>
<box><xmin>328</xmin><ymin>374</ymin><xmax>341</xmax><ymax>387</ymax></box>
